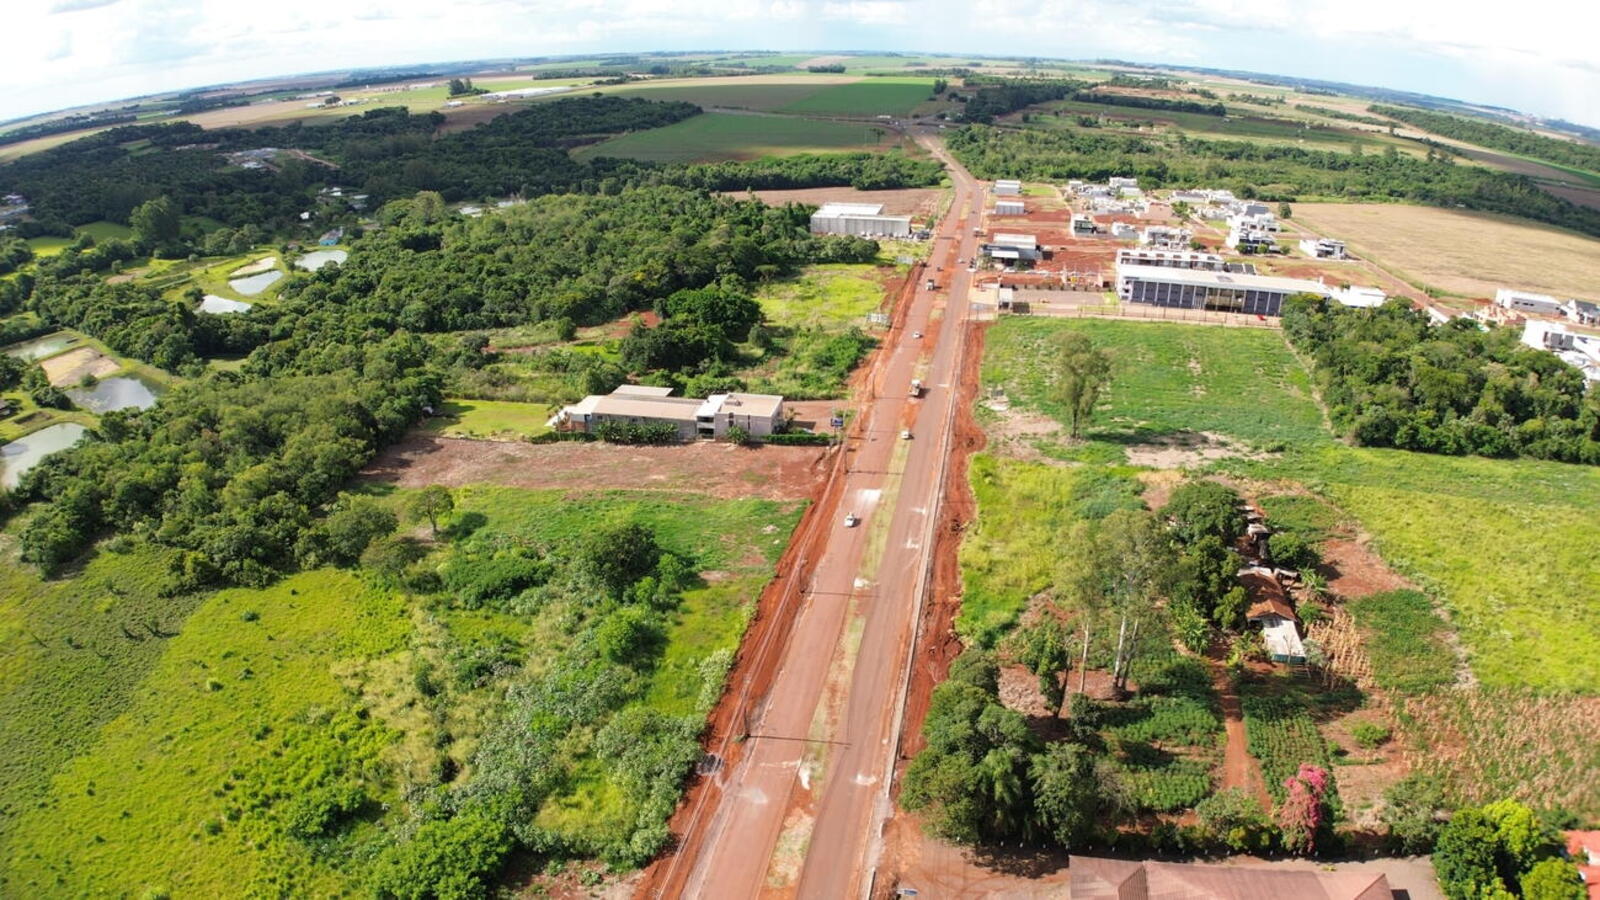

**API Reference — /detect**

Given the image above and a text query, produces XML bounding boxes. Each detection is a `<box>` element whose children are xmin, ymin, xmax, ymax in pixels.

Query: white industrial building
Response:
<box><xmin>1116</xmin><ymin>262</ymin><xmax>1332</xmax><ymax>316</ymax></box>
<box><xmin>993</xmin><ymin>179</ymin><xmax>1022</xmax><ymax>196</ymax></box>
<box><xmin>1300</xmin><ymin>237</ymin><xmax>1348</xmax><ymax>260</ymax></box>
<box><xmin>1140</xmin><ymin>225</ymin><xmax>1192</xmax><ymax>250</ymax></box>
<box><xmin>809</xmin><ymin>203</ymin><xmax>912</xmax><ymax>238</ymax></box>
<box><xmin>1109</xmin><ymin>176</ymin><xmax>1138</xmax><ymax>191</ymax></box>
<box><xmin>1071</xmin><ymin>213</ymin><xmax>1097</xmax><ymax>236</ymax></box>
<box><xmin>1495</xmin><ymin>288</ymin><xmax>1564</xmax><ymax>317</ymax></box>
<box><xmin>983</xmin><ymin>233</ymin><xmax>1042</xmax><ymax>262</ymax></box>
<box><xmin>550</xmin><ymin>385</ymin><xmax>785</xmax><ymax>440</ymax></box>
<box><xmin>994</xmin><ymin>199</ymin><xmax>1026</xmax><ymax>216</ymax></box>
<box><xmin>1110</xmin><ymin>222</ymin><xmax>1137</xmax><ymax>239</ymax></box>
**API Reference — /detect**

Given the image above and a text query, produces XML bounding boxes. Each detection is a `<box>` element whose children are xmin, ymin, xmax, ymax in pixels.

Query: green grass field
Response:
<box><xmin>608</xmin><ymin>79</ymin><xmax>834</xmax><ymax>111</ymax></box>
<box><xmin>2</xmin><ymin>482</ymin><xmax>804</xmax><ymax>893</ymax></box>
<box><xmin>982</xmin><ymin>318</ymin><xmax>1329</xmax><ymax>451</ymax></box>
<box><xmin>1025</xmin><ymin>100</ymin><xmax>1420</xmax><ymax>155</ymax></box>
<box><xmin>422</xmin><ymin>398</ymin><xmax>553</xmax><ymax>440</ymax></box>
<box><xmin>753</xmin><ymin>263</ymin><xmax>887</xmax><ymax>329</ymax></box>
<box><xmin>777</xmin><ymin>78</ymin><xmax>934</xmax><ymax>117</ymax></box>
<box><xmin>76</xmin><ymin>221</ymin><xmax>133</xmax><ymax>242</ymax></box>
<box><xmin>572</xmin><ymin>111</ymin><xmax>897</xmax><ymax>163</ymax></box>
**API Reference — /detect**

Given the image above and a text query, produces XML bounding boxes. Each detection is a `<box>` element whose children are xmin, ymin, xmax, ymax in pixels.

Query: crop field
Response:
<box><xmin>1293</xmin><ymin>202</ymin><xmax>1600</xmax><ymax>301</ymax></box>
<box><xmin>1021</xmin><ymin>101</ymin><xmax>1418</xmax><ymax>155</ymax></box>
<box><xmin>421</xmin><ymin>398</ymin><xmax>553</xmax><ymax>440</ymax></box>
<box><xmin>1</xmin><ymin>485</ymin><xmax>803</xmax><ymax>894</ymax></box>
<box><xmin>571</xmin><ymin>111</ymin><xmax>899</xmax><ymax>163</ymax></box>
<box><xmin>777</xmin><ymin>78</ymin><xmax>935</xmax><ymax>117</ymax></box>
<box><xmin>981</xmin><ymin>318</ymin><xmax>1328</xmax><ymax>451</ymax></box>
<box><xmin>607</xmin><ymin>75</ymin><xmax>851</xmax><ymax>111</ymax></box>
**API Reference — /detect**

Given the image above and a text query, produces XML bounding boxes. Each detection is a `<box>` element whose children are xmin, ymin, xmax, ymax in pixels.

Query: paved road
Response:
<box><xmin>668</xmin><ymin>134</ymin><xmax>985</xmax><ymax>899</ymax></box>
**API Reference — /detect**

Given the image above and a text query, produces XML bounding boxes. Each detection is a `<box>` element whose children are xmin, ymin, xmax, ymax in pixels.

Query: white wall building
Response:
<box><xmin>1300</xmin><ymin>237</ymin><xmax>1348</xmax><ymax>260</ymax></box>
<box><xmin>1116</xmin><ymin>248</ymin><xmax>1229</xmax><ymax>271</ymax></box>
<box><xmin>1333</xmin><ymin>285</ymin><xmax>1387</xmax><ymax>308</ymax></box>
<box><xmin>809</xmin><ymin>202</ymin><xmax>912</xmax><ymax>238</ymax></box>
<box><xmin>1496</xmin><ymin>288</ymin><xmax>1564</xmax><ymax>317</ymax></box>
<box><xmin>1521</xmin><ymin>321</ymin><xmax>1600</xmax><ymax>384</ymax></box>
<box><xmin>1110</xmin><ymin>222</ymin><xmax>1137</xmax><ymax>239</ymax></box>
<box><xmin>993</xmin><ymin>179</ymin><xmax>1022</xmax><ymax>196</ymax></box>
<box><xmin>1109</xmin><ymin>176</ymin><xmax>1138</xmax><ymax>191</ymax></box>
<box><xmin>994</xmin><ymin>199</ymin><xmax>1026</xmax><ymax>216</ymax></box>
<box><xmin>1116</xmin><ymin>263</ymin><xmax>1330</xmax><ymax>316</ymax></box>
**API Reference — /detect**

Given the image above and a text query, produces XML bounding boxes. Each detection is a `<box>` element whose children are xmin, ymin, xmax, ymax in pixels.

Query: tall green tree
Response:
<box><xmin>129</xmin><ymin>195</ymin><xmax>181</xmax><ymax>250</ymax></box>
<box><xmin>1050</xmin><ymin>331</ymin><xmax>1111</xmax><ymax>440</ymax></box>
<box><xmin>409</xmin><ymin>484</ymin><xmax>455</xmax><ymax>537</ymax></box>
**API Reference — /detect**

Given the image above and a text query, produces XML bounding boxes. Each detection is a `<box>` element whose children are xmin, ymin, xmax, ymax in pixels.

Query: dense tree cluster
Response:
<box><xmin>956</xmin><ymin>77</ymin><xmax>1086</xmax><ymax>123</ymax></box>
<box><xmin>1373</xmin><ymin>105</ymin><xmax>1600</xmax><ymax>174</ymax></box>
<box><xmin>945</xmin><ymin>125</ymin><xmax>1600</xmax><ymax>237</ymax></box>
<box><xmin>1432</xmin><ymin>799</ymin><xmax>1585</xmax><ymax>899</ymax></box>
<box><xmin>15</xmin><ymin>334</ymin><xmax>440</xmax><ymax>583</ymax></box>
<box><xmin>1282</xmin><ymin>296</ymin><xmax>1600</xmax><ymax>463</ymax></box>
<box><xmin>642</xmin><ymin>151</ymin><xmax>944</xmax><ymax>192</ymax></box>
<box><xmin>1070</xmin><ymin>90</ymin><xmax>1227</xmax><ymax>117</ymax></box>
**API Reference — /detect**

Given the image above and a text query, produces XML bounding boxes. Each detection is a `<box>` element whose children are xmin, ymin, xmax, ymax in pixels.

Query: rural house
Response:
<box><xmin>1240</xmin><ymin>567</ymin><xmax>1306</xmax><ymax>664</ymax></box>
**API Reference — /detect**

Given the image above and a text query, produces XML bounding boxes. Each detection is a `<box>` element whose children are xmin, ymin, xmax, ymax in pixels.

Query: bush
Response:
<box><xmin>765</xmin><ymin>431</ymin><xmax>834</xmax><ymax>446</ymax></box>
<box><xmin>441</xmin><ymin>555</ymin><xmax>551</xmax><ymax>609</ymax></box>
<box><xmin>1195</xmin><ymin>787</ymin><xmax>1275</xmax><ymax>852</ymax></box>
<box><xmin>1165</xmin><ymin>481</ymin><xmax>1245</xmax><ymax>546</ymax></box>
<box><xmin>1351</xmin><ymin>721</ymin><xmax>1391</xmax><ymax>749</ymax></box>
<box><xmin>1266</xmin><ymin>531</ymin><xmax>1320</xmax><ymax>571</ymax></box>
<box><xmin>594</xmin><ymin>421</ymin><xmax>679</xmax><ymax>444</ymax></box>
<box><xmin>369</xmin><ymin>812</ymin><xmax>513</xmax><ymax>900</ymax></box>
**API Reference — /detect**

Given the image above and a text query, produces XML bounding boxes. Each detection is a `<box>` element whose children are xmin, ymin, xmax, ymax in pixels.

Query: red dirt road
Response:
<box><xmin>638</xmin><ymin>134</ymin><xmax>986</xmax><ymax>900</ymax></box>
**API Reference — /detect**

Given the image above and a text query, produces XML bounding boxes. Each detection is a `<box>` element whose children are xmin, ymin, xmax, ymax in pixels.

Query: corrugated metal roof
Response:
<box><xmin>1118</xmin><ymin>263</ymin><xmax>1331</xmax><ymax>296</ymax></box>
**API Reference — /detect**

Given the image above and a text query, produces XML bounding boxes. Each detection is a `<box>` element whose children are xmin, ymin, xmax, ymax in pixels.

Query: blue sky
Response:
<box><xmin>6</xmin><ymin>0</ymin><xmax>1599</xmax><ymax>128</ymax></box>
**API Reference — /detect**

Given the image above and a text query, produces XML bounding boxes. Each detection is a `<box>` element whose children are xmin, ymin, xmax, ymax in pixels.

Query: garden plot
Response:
<box><xmin>39</xmin><ymin>345</ymin><xmax>120</xmax><ymax>386</ymax></box>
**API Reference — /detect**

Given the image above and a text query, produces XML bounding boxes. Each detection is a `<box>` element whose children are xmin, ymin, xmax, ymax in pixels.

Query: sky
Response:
<box><xmin>6</xmin><ymin>0</ymin><xmax>1599</xmax><ymax>128</ymax></box>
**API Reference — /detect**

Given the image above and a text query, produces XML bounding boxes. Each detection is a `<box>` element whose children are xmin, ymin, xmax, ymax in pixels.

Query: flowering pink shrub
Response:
<box><xmin>1276</xmin><ymin>764</ymin><xmax>1330</xmax><ymax>854</ymax></box>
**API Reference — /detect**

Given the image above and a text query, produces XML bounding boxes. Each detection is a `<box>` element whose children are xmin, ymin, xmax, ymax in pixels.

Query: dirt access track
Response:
<box><xmin>360</xmin><ymin>435</ymin><xmax>828</xmax><ymax>502</ymax></box>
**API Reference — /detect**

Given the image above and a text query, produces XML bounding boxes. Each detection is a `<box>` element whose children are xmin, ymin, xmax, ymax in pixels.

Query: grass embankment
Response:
<box><xmin>2</xmin><ymin>485</ymin><xmax>804</xmax><ymax>894</ymax></box>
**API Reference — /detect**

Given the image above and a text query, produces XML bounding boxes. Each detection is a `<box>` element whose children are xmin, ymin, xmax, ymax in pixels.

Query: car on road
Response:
<box><xmin>912</xmin><ymin>331</ymin><xmax>923</xmax><ymax>338</ymax></box>
<box><xmin>843</xmin><ymin>512</ymin><xmax>860</xmax><ymax>528</ymax></box>
<box><xmin>901</xmin><ymin>429</ymin><xmax>912</xmax><ymax>440</ymax></box>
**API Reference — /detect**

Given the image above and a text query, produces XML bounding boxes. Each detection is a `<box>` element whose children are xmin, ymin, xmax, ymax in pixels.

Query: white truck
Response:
<box><xmin>909</xmin><ymin>379</ymin><xmax>924</xmax><ymax>398</ymax></box>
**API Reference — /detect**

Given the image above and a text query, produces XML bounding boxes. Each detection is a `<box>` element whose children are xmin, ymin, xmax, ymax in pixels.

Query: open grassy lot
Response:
<box><xmin>777</xmin><ymin>78</ymin><xmax>935</xmax><ymax>116</ymax></box>
<box><xmin>420</xmin><ymin>398</ymin><xmax>553</xmax><ymax>441</ymax></box>
<box><xmin>740</xmin><ymin>262</ymin><xmax>898</xmax><ymax>398</ymax></box>
<box><xmin>1293</xmin><ymin>202</ymin><xmax>1600</xmax><ymax>301</ymax></box>
<box><xmin>982</xmin><ymin>318</ymin><xmax>1328</xmax><ymax>450</ymax></box>
<box><xmin>1238</xmin><ymin>446</ymin><xmax>1600</xmax><ymax>692</ymax></box>
<box><xmin>571</xmin><ymin>111</ymin><xmax>899</xmax><ymax>163</ymax></box>
<box><xmin>1</xmin><ymin>484</ymin><xmax>803</xmax><ymax>894</ymax></box>
<box><xmin>754</xmin><ymin>263</ymin><xmax>888</xmax><ymax>329</ymax></box>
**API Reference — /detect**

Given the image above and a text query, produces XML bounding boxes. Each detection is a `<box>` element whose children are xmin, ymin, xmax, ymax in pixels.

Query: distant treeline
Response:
<box><xmin>1295</xmin><ymin>105</ymin><xmax>1394</xmax><ymax>127</ymax></box>
<box><xmin>1070</xmin><ymin>90</ymin><xmax>1226</xmax><ymax>117</ymax></box>
<box><xmin>0</xmin><ymin>98</ymin><xmax>940</xmax><ymax>239</ymax></box>
<box><xmin>1371</xmin><ymin>105</ymin><xmax>1600</xmax><ymax>174</ymax></box>
<box><xmin>0</xmin><ymin>112</ymin><xmax>138</xmax><ymax>148</ymax></box>
<box><xmin>958</xmin><ymin>77</ymin><xmax>1087</xmax><ymax>122</ymax></box>
<box><xmin>945</xmin><ymin>125</ymin><xmax>1600</xmax><ymax>237</ymax></box>
<box><xmin>1283</xmin><ymin>296</ymin><xmax>1600</xmax><ymax>464</ymax></box>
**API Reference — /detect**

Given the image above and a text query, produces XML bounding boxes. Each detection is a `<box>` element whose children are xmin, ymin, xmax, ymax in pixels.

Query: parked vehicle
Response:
<box><xmin>843</xmin><ymin>512</ymin><xmax>860</xmax><ymax>528</ymax></box>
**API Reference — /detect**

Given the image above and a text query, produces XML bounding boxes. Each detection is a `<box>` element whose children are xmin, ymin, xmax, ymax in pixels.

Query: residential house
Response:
<box><xmin>1070</xmin><ymin>856</ymin><xmax>1391</xmax><ymax>900</ymax></box>
<box><xmin>1240</xmin><ymin>567</ymin><xmax>1306</xmax><ymax>664</ymax></box>
<box><xmin>549</xmin><ymin>385</ymin><xmax>785</xmax><ymax>440</ymax></box>
<box><xmin>1496</xmin><ymin>287</ymin><xmax>1564</xmax><ymax>317</ymax></box>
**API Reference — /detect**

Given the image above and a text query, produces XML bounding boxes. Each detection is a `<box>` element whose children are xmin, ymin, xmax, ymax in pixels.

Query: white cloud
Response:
<box><xmin>0</xmin><ymin>0</ymin><xmax>1595</xmax><ymax>127</ymax></box>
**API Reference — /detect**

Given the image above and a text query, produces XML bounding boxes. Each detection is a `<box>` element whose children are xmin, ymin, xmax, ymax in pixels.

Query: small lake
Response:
<box><xmin>4</xmin><ymin>333</ymin><xmax>79</xmax><ymax>360</ymax></box>
<box><xmin>295</xmin><ymin>249</ymin><xmax>347</xmax><ymax>271</ymax></box>
<box><xmin>199</xmin><ymin>294</ymin><xmax>253</xmax><ymax>314</ymax></box>
<box><xmin>66</xmin><ymin>376</ymin><xmax>160</xmax><ymax>413</ymax></box>
<box><xmin>2</xmin><ymin>422</ymin><xmax>88</xmax><ymax>489</ymax></box>
<box><xmin>228</xmin><ymin>270</ymin><xmax>283</xmax><ymax>296</ymax></box>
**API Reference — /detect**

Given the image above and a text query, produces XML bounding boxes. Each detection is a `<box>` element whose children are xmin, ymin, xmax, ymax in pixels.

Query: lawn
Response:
<box><xmin>572</xmin><ymin>111</ymin><xmax>898</xmax><ymax>163</ymax></box>
<box><xmin>1292</xmin><ymin>203</ymin><xmax>1600</xmax><ymax>301</ymax></box>
<box><xmin>23</xmin><ymin>235</ymin><xmax>73</xmax><ymax>258</ymax></box>
<box><xmin>76</xmin><ymin>221</ymin><xmax>133</xmax><ymax>242</ymax></box>
<box><xmin>777</xmin><ymin>78</ymin><xmax>935</xmax><ymax>116</ymax></box>
<box><xmin>422</xmin><ymin>398</ymin><xmax>553</xmax><ymax>440</ymax></box>
<box><xmin>982</xmin><ymin>318</ymin><xmax>1329</xmax><ymax>450</ymax></box>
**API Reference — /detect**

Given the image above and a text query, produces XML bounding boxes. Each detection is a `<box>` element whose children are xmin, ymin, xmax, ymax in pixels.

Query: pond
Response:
<box><xmin>4</xmin><ymin>332</ymin><xmax>80</xmax><ymax>360</ymax></box>
<box><xmin>199</xmin><ymin>294</ymin><xmax>253</xmax><ymax>314</ymax></box>
<box><xmin>66</xmin><ymin>376</ymin><xmax>160</xmax><ymax>413</ymax></box>
<box><xmin>228</xmin><ymin>270</ymin><xmax>283</xmax><ymax>296</ymax></box>
<box><xmin>295</xmin><ymin>249</ymin><xmax>347</xmax><ymax>271</ymax></box>
<box><xmin>2</xmin><ymin>422</ymin><xmax>88</xmax><ymax>489</ymax></box>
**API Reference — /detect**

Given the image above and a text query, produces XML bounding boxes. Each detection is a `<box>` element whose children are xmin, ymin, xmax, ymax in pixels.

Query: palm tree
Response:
<box><xmin>980</xmin><ymin>747</ymin><xmax>1027</xmax><ymax>838</ymax></box>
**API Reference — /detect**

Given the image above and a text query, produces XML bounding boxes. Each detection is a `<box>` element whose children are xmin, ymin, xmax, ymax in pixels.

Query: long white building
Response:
<box><xmin>809</xmin><ymin>202</ymin><xmax>911</xmax><ymax>238</ymax></box>
<box><xmin>1116</xmin><ymin>263</ymin><xmax>1331</xmax><ymax>316</ymax></box>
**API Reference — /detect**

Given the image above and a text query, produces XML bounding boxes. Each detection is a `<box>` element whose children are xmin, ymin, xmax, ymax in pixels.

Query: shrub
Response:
<box><xmin>1165</xmin><ymin>481</ymin><xmax>1245</xmax><ymax>545</ymax></box>
<box><xmin>1381</xmin><ymin>772</ymin><xmax>1451</xmax><ymax>854</ymax></box>
<box><xmin>1351</xmin><ymin>721</ymin><xmax>1391</xmax><ymax>750</ymax></box>
<box><xmin>441</xmin><ymin>555</ymin><xmax>551</xmax><ymax>609</ymax></box>
<box><xmin>594</xmin><ymin>420</ymin><xmax>679</xmax><ymax>444</ymax></box>
<box><xmin>369</xmin><ymin>812</ymin><xmax>513</xmax><ymax>900</ymax></box>
<box><xmin>1195</xmin><ymin>787</ymin><xmax>1274</xmax><ymax>852</ymax></box>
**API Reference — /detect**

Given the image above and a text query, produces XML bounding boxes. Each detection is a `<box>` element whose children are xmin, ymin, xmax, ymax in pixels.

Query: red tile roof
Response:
<box><xmin>1070</xmin><ymin>856</ymin><xmax>1391</xmax><ymax>900</ymax></box>
<box><xmin>1567</xmin><ymin>831</ymin><xmax>1600</xmax><ymax>900</ymax></box>
<box><xmin>1240</xmin><ymin>569</ymin><xmax>1296</xmax><ymax>622</ymax></box>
